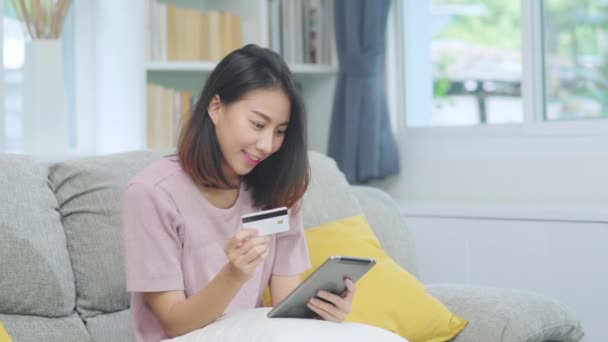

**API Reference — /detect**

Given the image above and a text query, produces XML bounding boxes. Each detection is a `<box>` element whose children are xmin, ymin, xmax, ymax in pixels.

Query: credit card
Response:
<box><xmin>241</xmin><ymin>207</ymin><xmax>289</xmax><ymax>236</ymax></box>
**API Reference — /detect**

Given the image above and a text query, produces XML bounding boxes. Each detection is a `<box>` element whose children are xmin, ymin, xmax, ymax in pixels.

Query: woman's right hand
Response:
<box><xmin>224</xmin><ymin>229</ymin><xmax>269</xmax><ymax>283</ymax></box>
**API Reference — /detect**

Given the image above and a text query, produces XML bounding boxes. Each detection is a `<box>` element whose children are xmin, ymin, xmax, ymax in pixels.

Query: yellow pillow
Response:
<box><xmin>301</xmin><ymin>215</ymin><xmax>467</xmax><ymax>342</ymax></box>
<box><xmin>0</xmin><ymin>321</ymin><xmax>12</xmax><ymax>342</ymax></box>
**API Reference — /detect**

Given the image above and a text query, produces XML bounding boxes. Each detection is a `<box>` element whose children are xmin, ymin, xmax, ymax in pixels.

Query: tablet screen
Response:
<box><xmin>267</xmin><ymin>256</ymin><xmax>376</xmax><ymax>318</ymax></box>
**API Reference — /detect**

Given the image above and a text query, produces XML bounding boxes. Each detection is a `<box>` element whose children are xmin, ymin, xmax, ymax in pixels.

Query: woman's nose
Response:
<box><xmin>256</xmin><ymin>130</ymin><xmax>274</xmax><ymax>154</ymax></box>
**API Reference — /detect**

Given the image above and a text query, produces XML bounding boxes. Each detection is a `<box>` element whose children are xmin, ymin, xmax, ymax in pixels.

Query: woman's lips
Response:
<box><xmin>243</xmin><ymin>151</ymin><xmax>261</xmax><ymax>166</ymax></box>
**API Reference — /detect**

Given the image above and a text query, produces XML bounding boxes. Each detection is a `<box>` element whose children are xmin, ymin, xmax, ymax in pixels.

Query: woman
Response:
<box><xmin>123</xmin><ymin>44</ymin><xmax>356</xmax><ymax>342</ymax></box>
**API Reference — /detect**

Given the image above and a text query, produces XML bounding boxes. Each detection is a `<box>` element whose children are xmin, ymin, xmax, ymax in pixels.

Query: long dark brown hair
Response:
<box><xmin>178</xmin><ymin>44</ymin><xmax>309</xmax><ymax>209</ymax></box>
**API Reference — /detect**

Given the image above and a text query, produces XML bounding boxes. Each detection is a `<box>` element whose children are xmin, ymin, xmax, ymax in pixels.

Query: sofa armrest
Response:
<box><xmin>427</xmin><ymin>284</ymin><xmax>584</xmax><ymax>342</ymax></box>
<box><xmin>350</xmin><ymin>185</ymin><xmax>419</xmax><ymax>277</ymax></box>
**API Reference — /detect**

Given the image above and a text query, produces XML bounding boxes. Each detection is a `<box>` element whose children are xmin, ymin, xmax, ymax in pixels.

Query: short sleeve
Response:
<box><xmin>123</xmin><ymin>182</ymin><xmax>185</xmax><ymax>292</ymax></box>
<box><xmin>272</xmin><ymin>202</ymin><xmax>312</xmax><ymax>276</ymax></box>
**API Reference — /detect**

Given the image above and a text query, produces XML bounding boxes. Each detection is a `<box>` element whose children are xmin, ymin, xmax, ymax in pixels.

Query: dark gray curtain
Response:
<box><xmin>328</xmin><ymin>0</ymin><xmax>399</xmax><ymax>184</ymax></box>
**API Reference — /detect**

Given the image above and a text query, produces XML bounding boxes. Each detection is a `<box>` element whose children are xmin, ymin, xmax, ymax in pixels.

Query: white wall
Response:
<box><xmin>73</xmin><ymin>0</ymin><xmax>97</xmax><ymax>155</ymax></box>
<box><xmin>298</xmin><ymin>75</ymin><xmax>336</xmax><ymax>154</ymax></box>
<box><xmin>365</xmin><ymin>129</ymin><xmax>608</xmax><ymax>341</ymax></box>
<box><xmin>66</xmin><ymin>0</ymin><xmax>146</xmax><ymax>156</ymax></box>
<box><xmin>406</xmin><ymin>215</ymin><xmax>607</xmax><ymax>342</ymax></box>
<box><xmin>376</xmin><ymin>129</ymin><xmax>608</xmax><ymax>208</ymax></box>
<box><xmin>94</xmin><ymin>0</ymin><xmax>145</xmax><ymax>154</ymax></box>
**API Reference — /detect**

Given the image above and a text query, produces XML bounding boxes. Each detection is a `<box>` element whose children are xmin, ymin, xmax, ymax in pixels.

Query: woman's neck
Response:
<box><xmin>200</xmin><ymin>176</ymin><xmax>241</xmax><ymax>190</ymax></box>
<box><xmin>197</xmin><ymin>182</ymin><xmax>240</xmax><ymax>209</ymax></box>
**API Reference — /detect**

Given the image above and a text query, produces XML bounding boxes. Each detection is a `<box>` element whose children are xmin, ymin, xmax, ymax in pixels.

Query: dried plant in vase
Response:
<box><xmin>12</xmin><ymin>0</ymin><xmax>74</xmax><ymax>155</ymax></box>
<box><xmin>10</xmin><ymin>0</ymin><xmax>72</xmax><ymax>39</ymax></box>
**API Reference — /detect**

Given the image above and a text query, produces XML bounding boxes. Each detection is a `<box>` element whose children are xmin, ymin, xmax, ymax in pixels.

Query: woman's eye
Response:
<box><xmin>250</xmin><ymin>121</ymin><xmax>264</xmax><ymax>129</ymax></box>
<box><xmin>276</xmin><ymin>130</ymin><xmax>286</xmax><ymax>135</ymax></box>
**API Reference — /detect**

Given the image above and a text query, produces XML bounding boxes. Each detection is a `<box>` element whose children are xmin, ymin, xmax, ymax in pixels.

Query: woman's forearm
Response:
<box><xmin>160</xmin><ymin>263</ymin><xmax>245</xmax><ymax>338</ymax></box>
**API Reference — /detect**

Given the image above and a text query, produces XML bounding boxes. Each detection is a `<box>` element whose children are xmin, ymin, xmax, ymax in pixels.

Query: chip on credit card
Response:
<box><xmin>241</xmin><ymin>207</ymin><xmax>289</xmax><ymax>236</ymax></box>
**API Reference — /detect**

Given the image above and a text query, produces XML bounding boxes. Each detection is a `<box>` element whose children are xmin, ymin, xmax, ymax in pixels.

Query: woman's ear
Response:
<box><xmin>207</xmin><ymin>95</ymin><xmax>222</xmax><ymax>125</ymax></box>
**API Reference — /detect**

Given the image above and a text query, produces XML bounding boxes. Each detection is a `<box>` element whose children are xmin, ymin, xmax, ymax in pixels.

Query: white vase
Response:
<box><xmin>22</xmin><ymin>39</ymin><xmax>68</xmax><ymax>156</ymax></box>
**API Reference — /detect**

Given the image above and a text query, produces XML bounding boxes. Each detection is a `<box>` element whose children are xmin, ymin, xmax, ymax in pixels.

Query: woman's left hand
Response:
<box><xmin>306</xmin><ymin>278</ymin><xmax>356</xmax><ymax>322</ymax></box>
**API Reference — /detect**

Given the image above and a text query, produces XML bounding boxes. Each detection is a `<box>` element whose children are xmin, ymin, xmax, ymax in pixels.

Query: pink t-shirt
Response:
<box><xmin>122</xmin><ymin>156</ymin><xmax>311</xmax><ymax>342</ymax></box>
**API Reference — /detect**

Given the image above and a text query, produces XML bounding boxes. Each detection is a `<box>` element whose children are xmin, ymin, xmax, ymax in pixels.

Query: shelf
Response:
<box><xmin>146</xmin><ymin>61</ymin><xmax>216</xmax><ymax>72</ymax></box>
<box><xmin>143</xmin><ymin>0</ymin><xmax>338</xmax><ymax>152</ymax></box>
<box><xmin>145</xmin><ymin>61</ymin><xmax>338</xmax><ymax>75</ymax></box>
<box><xmin>289</xmin><ymin>64</ymin><xmax>338</xmax><ymax>75</ymax></box>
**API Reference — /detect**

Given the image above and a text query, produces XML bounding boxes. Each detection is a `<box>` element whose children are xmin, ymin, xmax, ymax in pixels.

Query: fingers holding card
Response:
<box><xmin>241</xmin><ymin>207</ymin><xmax>289</xmax><ymax>236</ymax></box>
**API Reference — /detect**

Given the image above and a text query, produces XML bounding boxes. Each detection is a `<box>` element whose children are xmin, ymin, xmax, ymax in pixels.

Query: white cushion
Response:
<box><xmin>163</xmin><ymin>308</ymin><xmax>408</xmax><ymax>342</ymax></box>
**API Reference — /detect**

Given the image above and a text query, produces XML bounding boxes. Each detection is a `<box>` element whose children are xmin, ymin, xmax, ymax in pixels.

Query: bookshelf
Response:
<box><xmin>146</xmin><ymin>61</ymin><xmax>337</xmax><ymax>74</ymax></box>
<box><xmin>143</xmin><ymin>0</ymin><xmax>338</xmax><ymax>152</ymax></box>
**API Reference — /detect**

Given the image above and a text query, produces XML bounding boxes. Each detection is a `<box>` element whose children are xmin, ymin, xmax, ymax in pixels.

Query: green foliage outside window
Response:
<box><xmin>432</xmin><ymin>0</ymin><xmax>608</xmax><ymax>119</ymax></box>
<box><xmin>544</xmin><ymin>0</ymin><xmax>608</xmax><ymax>118</ymax></box>
<box><xmin>432</xmin><ymin>0</ymin><xmax>520</xmax><ymax>50</ymax></box>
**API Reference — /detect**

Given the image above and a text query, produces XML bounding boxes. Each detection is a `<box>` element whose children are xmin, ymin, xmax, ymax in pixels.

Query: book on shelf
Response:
<box><xmin>146</xmin><ymin>84</ymin><xmax>195</xmax><ymax>149</ymax></box>
<box><xmin>146</xmin><ymin>0</ymin><xmax>336</xmax><ymax>66</ymax></box>
<box><xmin>146</xmin><ymin>1</ymin><xmax>243</xmax><ymax>62</ymax></box>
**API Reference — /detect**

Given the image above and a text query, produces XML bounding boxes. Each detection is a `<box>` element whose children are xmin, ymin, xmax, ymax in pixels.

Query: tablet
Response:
<box><xmin>267</xmin><ymin>256</ymin><xmax>376</xmax><ymax>318</ymax></box>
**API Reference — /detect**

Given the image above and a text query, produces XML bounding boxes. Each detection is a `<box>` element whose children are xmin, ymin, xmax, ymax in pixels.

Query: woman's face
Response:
<box><xmin>208</xmin><ymin>88</ymin><xmax>291</xmax><ymax>183</ymax></box>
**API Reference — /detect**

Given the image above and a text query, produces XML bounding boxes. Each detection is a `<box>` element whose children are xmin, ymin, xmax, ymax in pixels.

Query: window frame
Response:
<box><xmin>0</xmin><ymin>0</ymin><xmax>5</xmax><ymax>152</ymax></box>
<box><xmin>391</xmin><ymin>0</ymin><xmax>608</xmax><ymax>139</ymax></box>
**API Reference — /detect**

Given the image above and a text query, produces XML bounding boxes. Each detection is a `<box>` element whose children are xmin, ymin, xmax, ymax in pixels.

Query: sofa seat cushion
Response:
<box><xmin>0</xmin><ymin>154</ymin><xmax>75</xmax><ymax>317</ymax></box>
<box><xmin>48</xmin><ymin>151</ymin><xmax>166</xmax><ymax>317</ymax></box>
<box><xmin>0</xmin><ymin>314</ymin><xmax>89</xmax><ymax>342</ymax></box>
<box><xmin>85</xmin><ymin>309</ymin><xmax>135</xmax><ymax>342</ymax></box>
<box><xmin>303</xmin><ymin>215</ymin><xmax>467</xmax><ymax>342</ymax></box>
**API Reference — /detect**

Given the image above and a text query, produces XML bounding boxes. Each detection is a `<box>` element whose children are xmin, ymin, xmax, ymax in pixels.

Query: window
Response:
<box><xmin>396</xmin><ymin>0</ymin><xmax>608</xmax><ymax>129</ymax></box>
<box><xmin>431</xmin><ymin>0</ymin><xmax>522</xmax><ymax>126</ymax></box>
<box><xmin>542</xmin><ymin>0</ymin><xmax>608</xmax><ymax>121</ymax></box>
<box><xmin>3</xmin><ymin>14</ymin><xmax>24</xmax><ymax>152</ymax></box>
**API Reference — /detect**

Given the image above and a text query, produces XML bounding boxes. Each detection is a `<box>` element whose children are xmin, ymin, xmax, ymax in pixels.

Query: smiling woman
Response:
<box><xmin>121</xmin><ymin>44</ymin><xmax>358</xmax><ymax>342</ymax></box>
<box><xmin>178</xmin><ymin>44</ymin><xmax>309</xmax><ymax>209</ymax></box>
<box><xmin>206</xmin><ymin>88</ymin><xmax>291</xmax><ymax>182</ymax></box>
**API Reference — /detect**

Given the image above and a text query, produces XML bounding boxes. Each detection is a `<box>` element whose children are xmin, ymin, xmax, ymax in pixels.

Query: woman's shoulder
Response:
<box><xmin>127</xmin><ymin>155</ymin><xmax>183</xmax><ymax>190</ymax></box>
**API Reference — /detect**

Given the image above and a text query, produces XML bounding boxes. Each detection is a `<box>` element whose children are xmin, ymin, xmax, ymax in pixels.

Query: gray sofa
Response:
<box><xmin>0</xmin><ymin>150</ymin><xmax>583</xmax><ymax>342</ymax></box>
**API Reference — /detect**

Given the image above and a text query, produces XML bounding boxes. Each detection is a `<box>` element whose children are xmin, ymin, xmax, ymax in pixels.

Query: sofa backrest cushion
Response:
<box><xmin>46</xmin><ymin>150</ymin><xmax>364</xmax><ymax>317</ymax></box>
<box><xmin>48</xmin><ymin>151</ymin><xmax>166</xmax><ymax>317</ymax></box>
<box><xmin>302</xmin><ymin>152</ymin><xmax>363</xmax><ymax>228</ymax></box>
<box><xmin>351</xmin><ymin>186</ymin><xmax>419</xmax><ymax>277</ymax></box>
<box><xmin>0</xmin><ymin>155</ymin><xmax>76</xmax><ymax>317</ymax></box>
